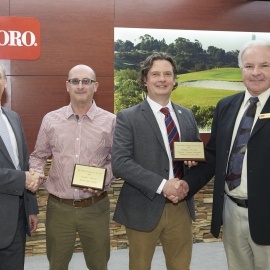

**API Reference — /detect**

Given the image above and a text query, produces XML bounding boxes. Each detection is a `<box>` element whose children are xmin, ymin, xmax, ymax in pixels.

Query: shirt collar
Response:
<box><xmin>65</xmin><ymin>100</ymin><xmax>98</xmax><ymax>120</ymax></box>
<box><xmin>244</xmin><ymin>88</ymin><xmax>270</xmax><ymax>108</ymax></box>
<box><xmin>146</xmin><ymin>96</ymin><xmax>173</xmax><ymax>113</ymax></box>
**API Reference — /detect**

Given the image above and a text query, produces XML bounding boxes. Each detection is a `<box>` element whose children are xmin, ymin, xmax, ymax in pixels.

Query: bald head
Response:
<box><xmin>68</xmin><ymin>64</ymin><xmax>96</xmax><ymax>81</ymax></box>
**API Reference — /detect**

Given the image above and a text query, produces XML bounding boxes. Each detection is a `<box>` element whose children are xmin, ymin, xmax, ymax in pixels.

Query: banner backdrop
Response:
<box><xmin>0</xmin><ymin>16</ymin><xmax>40</xmax><ymax>60</ymax></box>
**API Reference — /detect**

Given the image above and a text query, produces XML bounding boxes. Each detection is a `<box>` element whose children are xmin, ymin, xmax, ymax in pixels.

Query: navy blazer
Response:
<box><xmin>183</xmin><ymin>92</ymin><xmax>270</xmax><ymax>245</ymax></box>
<box><xmin>112</xmin><ymin>100</ymin><xmax>201</xmax><ymax>231</ymax></box>
<box><xmin>0</xmin><ymin>107</ymin><xmax>38</xmax><ymax>249</ymax></box>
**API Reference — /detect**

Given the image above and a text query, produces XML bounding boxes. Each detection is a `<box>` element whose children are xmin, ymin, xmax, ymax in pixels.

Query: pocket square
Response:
<box><xmin>259</xmin><ymin>113</ymin><xmax>270</xmax><ymax>119</ymax></box>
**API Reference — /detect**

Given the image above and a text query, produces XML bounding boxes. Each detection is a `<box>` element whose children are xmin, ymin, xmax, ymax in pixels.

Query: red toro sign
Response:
<box><xmin>0</xmin><ymin>16</ymin><xmax>40</xmax><ymax>60</ymax></box>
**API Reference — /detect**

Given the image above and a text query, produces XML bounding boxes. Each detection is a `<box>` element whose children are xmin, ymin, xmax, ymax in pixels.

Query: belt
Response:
<box><xmin>50</xmin><ymin>192</ymin><xmax>107</xmax><ymax>208</ymax></box>
<box><xmin>226</xmin><ymin>194</ymin><xmax>248</xmax><ymax>208</ymax></box>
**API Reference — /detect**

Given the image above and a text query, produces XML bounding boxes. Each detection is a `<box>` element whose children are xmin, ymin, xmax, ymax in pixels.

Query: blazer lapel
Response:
<box><xmin>2</xmin><ymin>108</ymin><xmax>23</xmax><ymax>168</ymax></box>
<box><xmin>141</xmin><ymin>100</ymin><xmax>167</xmax><ymax>153</ymax></box>
<box><xmin>225</xmin><ymin>94</ymin><xmax>245</xmax><ymax>136</ymax></box>
<box><xmin>172</xmin><ymin>103</ymin><xmax>191</xmax><ymax>142</ymax></box>
<box><xmin>0</xmin><ymin>110</ymin><xmax>14</xmax><ymax>165</ymax></box>
<box><xmin>0</xmin><ymin>135</ymin><xmax>12</xmax><ymax>162</ymax></box>
<box><xmin>251</xmin><ymin>95</ymin><xmax>270</xmax><ymax>137</ymax></box>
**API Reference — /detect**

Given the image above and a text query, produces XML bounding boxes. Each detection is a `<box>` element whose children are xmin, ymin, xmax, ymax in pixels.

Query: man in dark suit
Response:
<box><xmin>182</xmin><ymin>40</ymin><xmax>270</xmax><ymax>270</ymax></box>
<box><xmin>112</xmin><ymin>53</ymin><xmax>200</xmax><ymax>270</ymax></box>
<box><xmin>0</xmin><ymin>63</ymin><xmax>44</xmax><ymax>270</ymax></box>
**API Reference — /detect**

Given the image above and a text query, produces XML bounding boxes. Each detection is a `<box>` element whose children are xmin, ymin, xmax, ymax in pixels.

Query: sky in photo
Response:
<box><xmin>115</xmin><ymin>27</ymin><xmax>270</xmax><ymax>52</ymax></box>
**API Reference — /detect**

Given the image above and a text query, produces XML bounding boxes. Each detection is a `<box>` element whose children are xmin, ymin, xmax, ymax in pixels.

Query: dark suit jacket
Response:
<box><xmin>112</xmin><ymin>100</ymin><xmax>201</xmax><ymax>231</ymax></box>
<box><xmin>183</xmin><ymin>92</ymin><xmax>270</xmax><ymax>245</ymax></box>
<box><xmin>0</xmin><ymin>107</ymin><xmax>38</xmax><ymax>249</ymax></box>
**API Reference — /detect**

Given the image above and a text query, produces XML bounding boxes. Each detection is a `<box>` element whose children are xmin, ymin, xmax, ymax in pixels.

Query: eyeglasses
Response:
<box><xmin>68</xmin><ymin>78</ymin><xmax>96</xmax><ymax>85</ymax></box>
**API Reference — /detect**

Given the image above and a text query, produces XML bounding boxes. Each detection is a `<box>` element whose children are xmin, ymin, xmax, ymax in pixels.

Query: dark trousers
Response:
<box><xmin>0</xmin><ymin>198</ymin><xmax>26</xmax><ymax>270</ymax></box>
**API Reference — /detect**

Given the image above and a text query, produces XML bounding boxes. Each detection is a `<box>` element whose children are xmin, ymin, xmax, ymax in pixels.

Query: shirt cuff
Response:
<box><xmin>157</xmin><ymin>179</ymin><xmax>167</xmax><ymax>194</ymax></box>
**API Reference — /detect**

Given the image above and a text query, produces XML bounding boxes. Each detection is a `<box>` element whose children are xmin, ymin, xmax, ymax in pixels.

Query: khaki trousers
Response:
<box><xmin>46</xmin><ymin>194</ymin><xmax>110</xmax><ymax>270</ymax></box>
<box><xmin>126</xmin><ymin>200</ymin><xmax>192</xmax><ymax>270</ymax></box>
<box><xmin>223</xmin><ymin>194</ymin><xmax>270</xmax><ymax>270</ymax></box>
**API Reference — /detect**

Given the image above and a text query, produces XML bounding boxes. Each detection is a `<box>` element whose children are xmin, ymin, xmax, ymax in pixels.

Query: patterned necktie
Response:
<box><xmin>226</xmin><ymin>97</ymin><xmax>259</xmax><ymax>190</ymax></box>
<box><xmin>0</xmin><ymin>110</ymin><xmax>17</xmax><ymax>167</ymax></box>
<box><xmin>160</xmin><ymin>107</ymin><xmax>183</xmax><ymax>178</ymax></box>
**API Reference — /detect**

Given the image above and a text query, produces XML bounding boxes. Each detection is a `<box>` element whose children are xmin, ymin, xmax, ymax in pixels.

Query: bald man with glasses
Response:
<box><xmin>30</xmin><ymin>64</ymin><xmax>116</xmax><ymax>270</ymax></box>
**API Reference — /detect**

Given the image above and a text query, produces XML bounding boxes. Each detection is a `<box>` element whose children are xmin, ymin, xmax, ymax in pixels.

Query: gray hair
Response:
<box><xmin>238</xmin><ymin>39</ymin><xmax>270</xmax><ymax>68</ymax></box>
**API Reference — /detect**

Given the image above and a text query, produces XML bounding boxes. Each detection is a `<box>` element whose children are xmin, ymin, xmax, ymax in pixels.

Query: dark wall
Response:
<box><xmin>1</xmin><ymin>0</ymin><xmax>270</xmax><ymax>151</ymax></box>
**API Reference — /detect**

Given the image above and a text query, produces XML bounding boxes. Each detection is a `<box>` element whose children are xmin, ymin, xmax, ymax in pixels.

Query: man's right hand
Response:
<box><xmin>162</xmin><ymin>178</ymin><xmax>189</xmax><ymax>203</ymax></box>
<box><xmin>25</xmin><ymin>169</ymin><xmax>45</xmax><ymax>192</ymax></box>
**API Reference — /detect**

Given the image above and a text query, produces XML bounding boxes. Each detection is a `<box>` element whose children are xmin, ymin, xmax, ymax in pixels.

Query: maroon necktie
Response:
<box><xmin>160</xmin><ymin>107</ymin><xmax>183</xmax><ymax>178</ymax></box>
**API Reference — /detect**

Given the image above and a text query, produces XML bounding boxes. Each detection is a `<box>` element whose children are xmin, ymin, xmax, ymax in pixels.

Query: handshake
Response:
<box><xmin>25</xmin><ymin>168</ymin><xmax>45</xmax><ymax>193</ymax></box>
<box><xmin>163</xmin><ymin>178</ymin><xmax>189</xmax><ymax>204</ymax></box>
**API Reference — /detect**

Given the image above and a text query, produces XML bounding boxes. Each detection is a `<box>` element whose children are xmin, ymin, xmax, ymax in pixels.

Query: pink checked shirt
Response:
<box><xmin>29</xmin><ymin>101</ymin><xmax>116</xmax><ymax>199</ymax></box>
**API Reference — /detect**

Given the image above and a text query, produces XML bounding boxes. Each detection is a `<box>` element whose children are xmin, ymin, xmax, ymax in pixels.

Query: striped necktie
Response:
<box><xmin>160</xmin><ymin>107</ymin><xmax>183</xmax><ymax>178</ymax></box>
<box><xmin>226</xmin><ymin>97</ymin><xmax>259</xmax><ymax>190</ymax></box>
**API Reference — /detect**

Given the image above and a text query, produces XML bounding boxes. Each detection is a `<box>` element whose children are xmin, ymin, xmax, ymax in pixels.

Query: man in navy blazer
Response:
<box><xmin>112</xmin><ymin>53</ymin><xmax>200</xmax><ymax>270</ymax></box>
<box><xmin>0</xmin><ymin>63</ymin><xmax>44</xmax><ymax>270</ymax></box>
<box><xmin>182</xmin><ymin>40</ymin><xmax>270</xmax><ymax>270</ymax></box>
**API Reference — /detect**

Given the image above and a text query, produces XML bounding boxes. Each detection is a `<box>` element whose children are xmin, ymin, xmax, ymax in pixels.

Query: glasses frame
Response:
<box><xmin>68</xmin><ymin>78</ymin><xmax>96</xmax><ymax>85</ymax></box>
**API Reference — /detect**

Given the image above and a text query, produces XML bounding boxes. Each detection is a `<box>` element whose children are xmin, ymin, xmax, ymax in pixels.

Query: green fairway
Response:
<box><xmin>178</xmin><ymin>68</ymin><xmax>242</xmax><ymax>82</ymax></box>
<box><xmin>171</xmin><ymin>68</ymin><xmax>243</xmax><ymax>108</ymax></box>
<box><xmin>171</xmin><ymin>87</ymin><xmax>243</xmax><ymax>108</ymax></box>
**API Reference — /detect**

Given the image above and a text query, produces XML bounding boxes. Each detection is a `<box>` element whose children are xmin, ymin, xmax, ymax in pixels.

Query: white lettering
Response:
<box><xmin>21</xmin><ymin>31</ymin><xmax>36</xmax><ymax>46</ymax></box>
<box><xmin>0</xmin><ymin>30</ymin><xmax>37</xmax><ymax>47</ymax></box>
<box><xmin>9</xmin><ymin>31</ymin><xmax>22</xmax><ymax>46</ymax></box>
<box><xmin>0</xmin><ymin>30</ymin><xmax>9</xmax><ymax>46</ymax></box>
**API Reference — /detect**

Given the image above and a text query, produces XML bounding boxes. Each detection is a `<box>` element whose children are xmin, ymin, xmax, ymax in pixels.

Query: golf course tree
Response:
<box><xmin>190</xmin><ymin>104</ymin><xmax>216</xmax><ymax>130</ymax></box>
<box><xmin>135</xmin><ymin>34</ymin><xmax>168</xmax><ymax>52</ymax></box>
<box><xmin>114</xmin><ymin>34</ymin><xmax>238</xmax><ymax>73</ymax></box>
<box><xmin>114</xmin><ymin>69</ymin><xmax>145</xmax><ymax>113</ymax></box>
<box><xmin>114</xmin><ymin>39</ymin><xmax>135</xmax><ymax>53</ymax></box>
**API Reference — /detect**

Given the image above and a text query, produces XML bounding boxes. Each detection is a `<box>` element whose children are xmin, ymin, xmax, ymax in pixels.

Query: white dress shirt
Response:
<box><xmin>146</xmin><ymin>96</ymin><xmax>181</xmax><ymax>193</ymax></box>
<box><xmin>225</xmin><ymin>88</ymin><xmax>270</xmax><ymax>199</ymax></box>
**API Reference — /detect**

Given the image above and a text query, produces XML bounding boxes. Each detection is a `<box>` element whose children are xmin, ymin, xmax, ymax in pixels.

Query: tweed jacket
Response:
<box><xmin>112</xmin><ymin>100</ymin><xmax>201</xmax><ymax>231</ymax></box>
